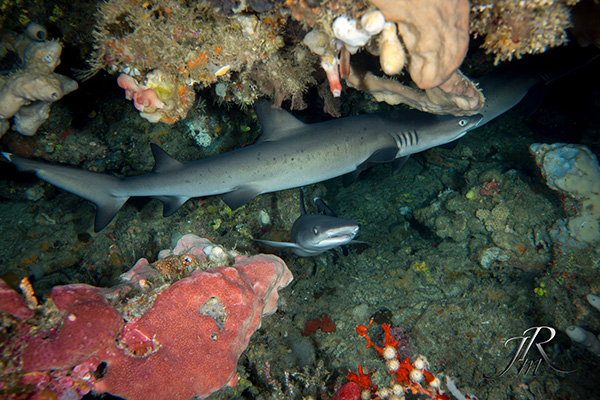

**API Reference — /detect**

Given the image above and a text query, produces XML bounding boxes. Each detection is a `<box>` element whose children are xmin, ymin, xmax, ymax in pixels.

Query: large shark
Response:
<box><xmin>2</xmin><ymin>103</ymin><xmax>482</xmax><ymax>231</ymax></box>
<box><xmin>254</xmin><ymin>189</ymin><xmax>364</xmax><ymax>256</ymax></box>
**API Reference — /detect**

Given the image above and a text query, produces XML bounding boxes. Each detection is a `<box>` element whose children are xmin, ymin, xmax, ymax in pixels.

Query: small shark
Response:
<box><xmin>2</xmin><ymin>102</ymin><xmax>481</xmax><ymax>231</ymax></box>
<box><xmin>254</xmin><ymin>189</ymin><xmax>363</xmax><ymax>256</ymax></box>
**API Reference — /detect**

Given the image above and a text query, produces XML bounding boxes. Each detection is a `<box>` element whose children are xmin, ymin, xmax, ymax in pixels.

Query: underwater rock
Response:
<box><xmin>531</xmin><ymin>143</ymin><xmax>600</xmax><ymax>249</ymax></box>
<box><xmin>415</xmin><ymin>168</ymin><xmax>554</xmax><ymax>269</ymax></box>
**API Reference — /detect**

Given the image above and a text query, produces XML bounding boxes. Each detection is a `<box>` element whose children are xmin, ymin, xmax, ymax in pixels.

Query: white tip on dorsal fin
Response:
<box><xmin>254</xmin><ymin>101</ymin><xmax>306</xmax><ymax>142</ymax></box>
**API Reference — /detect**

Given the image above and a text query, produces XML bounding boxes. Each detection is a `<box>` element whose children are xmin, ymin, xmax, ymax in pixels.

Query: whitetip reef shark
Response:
<box><xmin>2</xmin><ymin>102</ymin><xmax>482</xmax><ymax>231</ymax></box>
<box><xmin>253</xmin><ymin>189</ymin><xmax>365</xmax><ymax>256</ymax></box>
<box><xmin>4</xmin><ymin>47</ymin><xmax>596</xmax><ymax>232</ymax></box>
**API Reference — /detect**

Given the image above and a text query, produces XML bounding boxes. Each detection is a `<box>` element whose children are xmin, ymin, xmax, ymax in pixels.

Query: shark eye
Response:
<box><xmin>458</xmin><ymin>119</ymin><xmax>468</xmax><ymax>127</ymax></box>
<box><xmin>313</xmin><ymin>227</ymin><xmax>319</xmax><ymax>235</ymax></box>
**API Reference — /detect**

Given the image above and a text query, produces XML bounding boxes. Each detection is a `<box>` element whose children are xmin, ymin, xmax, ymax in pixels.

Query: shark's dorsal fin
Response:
<box><xmin>299</xmin><ymin>188</ymin><xmax>307</xmax><ymax>215</ymax></box>
<box><xmin>314</xmin><ymin>197</ymin><xmax>337</xmax><ymax>217</ymax></box>
<box><xmin>254</xmin><ymin>101</ymin><xmax>306</xmax><ymax>142</ymax></box>
<box><xmin>150</xmin><ymin>143</ymin><xmax>184</xmax><ymax>173</ymax></box>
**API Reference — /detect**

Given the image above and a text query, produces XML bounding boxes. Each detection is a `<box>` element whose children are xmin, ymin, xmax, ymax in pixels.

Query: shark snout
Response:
<box><xmin>315</xmin><ymin>224</ymin><xmax>359</xmax><ymax>247</ymax></box>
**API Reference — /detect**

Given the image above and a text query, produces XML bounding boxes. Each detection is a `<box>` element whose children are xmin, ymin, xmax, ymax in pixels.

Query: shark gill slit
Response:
<box><xmin>394</xmin><ymin>130</ymin><xmax>418</xmax><ymax>148</ymax></box>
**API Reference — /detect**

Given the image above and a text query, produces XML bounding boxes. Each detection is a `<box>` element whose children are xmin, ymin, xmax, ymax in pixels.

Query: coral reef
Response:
<box><xmin>87</xmin><ymin>0</ymin><xmax>316</xmax><ymax>120</ymax></box>
<box><xmin>471</xmin><ymin>0</ymin><xmax>580</xmax><ymax>64</ymax></box>
<box><xmin>0</xmin><ymin>234</ymin><xmax>293</xmax><ymax>400</ymax></box>
<box><xmin>84</xmin><ymin>0</ymin><xmax>584</xmax><ymax>118</ymax></box>
<box><xmin>0</xmin><ymin>23</ymin><xmax>78</xmax><ymax>137</ymax></box>
<box><xmin>331</xmin><ymin>318</ymin><xmax>476</xmax><ymax>400</ymax></box>
<box><xmin>530</xmin><ymin>143</ymin><xmax>600</xmax><ymax>249</ymax></box>
<box><xmin>298</xmin><ymin>0</ymin><xmax>484</xmax><ymax>116</ymax></box>
<box><xmin>414</xmin><ymin>168</ymin><xmax>554</xmax><ymax>270</ymax></box>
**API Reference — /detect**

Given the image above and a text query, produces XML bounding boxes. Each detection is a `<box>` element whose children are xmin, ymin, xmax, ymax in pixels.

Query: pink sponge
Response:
<box><xmin>96</xmin><ymin>254</ymin><xmax>292</xmax><ymax>400</ymax></box>
<box><xmin>117</xmin><ymin>73</ymin><xmax>165</xmax><ymax>112</ymax></box>
<box><xmin>0</xmin><ymin>279</ymin><xmax>33</xmax><ymax>320</ymax></box>
<box><xmin>1</xmin><ymin>235</ymin><xmax>293</xmax><ymax>400</ymax></box>
<box><xmin>21</xmin><ymin>284</ymin><xmax>123</xmax><ymax>372</ymax></box>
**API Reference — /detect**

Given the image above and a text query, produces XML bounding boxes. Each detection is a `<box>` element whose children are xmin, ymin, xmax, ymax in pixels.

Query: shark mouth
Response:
<box><xmin>315</xmin><ymin>227</ymin><xmax>359</xmax><ymax>248</ymax></box>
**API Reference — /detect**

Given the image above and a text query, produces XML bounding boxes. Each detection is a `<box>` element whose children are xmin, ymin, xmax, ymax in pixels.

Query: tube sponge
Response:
<box><xmin>379</xmin><ymin>22</ymin><xmax>405</xmax><ymax>76</ymax></box>
<box><xmin>360</xmin><ymin>10</ymin><xmax>386</xmax><ymax>35</ymax></box>
<box><xmin>566</xmin><ymin>326</ymin><xmax>600</xmax><ymax>356</ymax></box>
<box><xmin>587</xmin><ymin>294</ymin><xmax>600</xmax><ymax>312</ymax></box>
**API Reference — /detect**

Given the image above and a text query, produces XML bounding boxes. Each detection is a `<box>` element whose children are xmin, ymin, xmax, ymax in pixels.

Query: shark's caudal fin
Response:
<box><xmin>3</xmin><ymin>152</ymin><xmax>127</xmax><ymax>231</ymax></box>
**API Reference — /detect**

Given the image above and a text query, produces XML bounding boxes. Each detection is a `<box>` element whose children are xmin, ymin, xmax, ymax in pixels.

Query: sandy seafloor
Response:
<box><xmin>1</xmin><ymin>52</ymin><xmax>600</xmax><ymax>400</ymax></box>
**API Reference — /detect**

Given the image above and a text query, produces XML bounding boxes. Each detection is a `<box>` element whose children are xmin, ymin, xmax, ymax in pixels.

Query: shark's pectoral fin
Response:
<box><xmin>392</xmin><ymin>156</ymin><xmax>410</xmax><ymax>175</ymax></box>
<box><xmin>521</xmin><ymin>82</ymin><xmax>546</xmax><ymax>116</ymax></box>
<box><xmin>150</xmin><ymin>143</ymin><xmax>184</xmax><ymax>173</ymax></box>
<box><xmin>94</xmin><ymin>196</ymin><xmax>129</xmax><ymax>232</ymax></box>
<box><xmin>356</xmin><ymin>147</ymin><xmax>399</xmax><ymax>171</ymax></box>
<box><xmin>343</xmin><ymin>147</ymin><xmax>399</xmax><ymax>187</ymax></box>
<box><xmin>154</xmin><ymin>196</ymin><xmax>189</xmax><ymax>217</ymax></box>
<box><xmin>221</xmin><ymin>187</ymin><xmax>261</xmax><ymax>210</ymax></box>
<box><xmin>252</xmin><ymin>239</ymin><xmax>302</xmax><ymax>250</ymax></box>
<box><xmin>365</xmin><ymin>147</ymin><xmax>398</xmax><ymax>164</ymax></box>
<box><xmin>349</xmin><ymin>239</ymin><xmax>370</xmax><ymax>246</ymax></box>
<box><xmin>342</xmin><ymin>170</ymin><xmax>361</xmax><ymax>188</ymax></box>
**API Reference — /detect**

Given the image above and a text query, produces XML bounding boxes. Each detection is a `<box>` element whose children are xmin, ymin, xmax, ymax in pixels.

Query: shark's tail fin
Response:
<box><xmin>3</xmin><ymin>152</ymin><xmax>127</xmax><ymax>231</ymax></box>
